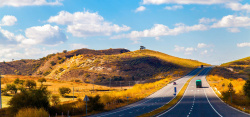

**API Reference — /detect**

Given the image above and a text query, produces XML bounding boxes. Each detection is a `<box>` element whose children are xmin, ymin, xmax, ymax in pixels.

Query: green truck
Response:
<box><xmin>196</xmin><ymin>79</ymin><xmax>202</xmax><ymax>88</ymax></box>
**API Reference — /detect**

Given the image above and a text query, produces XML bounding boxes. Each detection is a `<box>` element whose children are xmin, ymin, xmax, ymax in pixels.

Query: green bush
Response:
<box><xmin>59</xmin><ymin>87</ymin><xmax>71</xmax><ymax>97</ymax></box>
<box><xmin>15</xmin><ymin>108</ymin><xmax>49</xmax><ymax>117</ymax></box>
<box><xmin>88</xmin><ymin>95</ymin><xmax>105</xmax><ymax>111</ymax></box>
<box><xmin>9</xmin><ymin>86</ymin><xmax>50</xmax><ymax>114</ymax></box>
<box><xmin>51</xmin><ymin>95</ymin><xmax>60</xmax><ymax>106</ymax></box>
<box><xmin>5</xmin><ymin>84</ymin><xmax>17</xmax><ymax>94</ymax></box>
<box><xmin>43</xmin><ymin>71</ymin><xmax>51</xmax><ymax>76</ymax></box>
<box><xmin>38</xmin><ymin>78</ymin><xmax>46</xmax><ymax>84</ymax></box>
<box><xmin>50</xmin><ymin>61</ymin><xmax>56</xmax><ymax>66</ymax></box>
<box><xmin>25</xmin><ymin>80</ymin><xmax>36</xmax><ymax>89</ymax></box>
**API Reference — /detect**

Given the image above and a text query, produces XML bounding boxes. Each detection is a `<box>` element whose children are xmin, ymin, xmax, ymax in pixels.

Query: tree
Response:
<box><xmin>38</xmin><ymin>78</ymin><xmax>46</xmax><ymax>85</ymax></box>
<box><xmin>6</xmin><ymin>84</ymin><xmax>18</xmax><ymax>94</ymax></box>
<box><xmin>59</xmin><ymin>87</ymin><xmax>71</xmax><ymax>97</ymax></box>
<box><xmin>25</xmin><ymin>80</ymin><xmax>36</xmax><ymax>89</ymax></box>
<box><xmin>88</xmin><ymin>95</ymin><xmax>104</xmax><ymax>111</ymax></box>
<box><xmin>14</xmin><ymin>78</ymin><xmax>20</xmax><ymax>84</ymax></box>
<box><xmin>51</xmin><ymin>95</ymin><xmax>60</xmax><ymax>106</ymax></box>
<box><xmin>140</xmin><ymin>46</ymin><xmax>146</xmax><ymax>50</ymax></box>
<box><xmin>8</xmin><ymin>85</ymin><xmax>50</xmax><ymax>114</ymax></box>
<box><xmin>244</xmin><ymin>78</ymin><xmax>250</xmax><ymax>99</ymax></box>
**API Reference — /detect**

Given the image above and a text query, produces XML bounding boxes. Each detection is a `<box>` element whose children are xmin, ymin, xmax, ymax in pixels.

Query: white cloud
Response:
<box><xmin>237</xmin><ymin>42</ymin><xmax>250</xmax><ymax>47</ymax></box>
<box><xmin>70</xmin><ymin>44</ymin><xmax>88</xmax><ymax>50</ymax></box>
<box><xmin>174</xmin><ymin>45</ymin><xmax>195</xmax><ymax>55</ymax></box>
<box><xmin>24</xmin><ymin>24</ymin><xmax>67</xmax><ymax>45</ymax></box>
<box><xmin>174</xmin><ymin>45</ymin><xmax>185</xmax><ymax>52</ymax></box>
<box><xmin>142</xmin><ymin>0</ymin><xmax>240</xmax><ymax>5</ymax></box>
<box><xmin>48</xmin><ymin>11</ymin><xmax>130</xmax><ymax>37</ymax></box>
<box><xmin>0</xmin><ymin>0</ymin><xmax>63</xmax><ymax>7</ymax></box>
<box><xmin>211</xmin><ymin>15</ymin><xmax>250</xmax><ymax>28</ymax></box>
<box><xmin>199</xmin><ymin>18</ymin><xmax>216</xmax><ymax>24</ymax></box>
<box><xmin>135</xmin><ymin>6</ymin><xmax>146</xmax><ymax>12</ymax></box>
<box><xmin>165</xmin><ymin>5</ymin><xmax>183</xmax><ymax>10</ymax></box>
<box><xmin>201</xmin><ymin>50</ymin><xmax>208</xmax><ymax>55</ymax></box>
<box><xmin>1</xmin><ymin>15</ymin><xmax>17</xmax><ymax>26</ymax></box>
<box><xmin>112</xmin><ymin>23</ymin><xmax>208</xmax><ymax>40</ymax></box>
<box><xmin>227</xmin><ymin>28</ymin><xmax>240</xmax><ymax>33</ymax></box>
<box><xmin>197</xmin><ymin>43</ymin><xmax>207</xmax><ymax>48</ymax></box>
<box><xmin>226</xmin><ymin>2</ymin><xmax>250</xmax><ymax>12</ymax></box>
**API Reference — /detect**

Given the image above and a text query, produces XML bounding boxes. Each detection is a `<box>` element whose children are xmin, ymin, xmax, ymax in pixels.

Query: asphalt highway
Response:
<box><xmin>158</xmin><ymin>67</ymin><xmax>250</xmax><ymax>117</ymax></box>
<box><xmin>89</xmin><ymin>68</ymin><xmax>203</xmax><ymax>117</ymax></box>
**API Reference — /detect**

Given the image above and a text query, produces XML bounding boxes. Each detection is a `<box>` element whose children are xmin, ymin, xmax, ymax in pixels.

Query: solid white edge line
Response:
<box><xmin>157</xmin><ymin>68</ymin><xmax>204</xmax><ymax>117</ymax></box>
<box><xmin>96</xmin><ymin>68</ymin><xmax>200</xmax><ymax>117</ymax></box>
<box><xmin>205</xmin><ymin>68</ymin><xmax>250</xmax><ymax>116</ymax></box>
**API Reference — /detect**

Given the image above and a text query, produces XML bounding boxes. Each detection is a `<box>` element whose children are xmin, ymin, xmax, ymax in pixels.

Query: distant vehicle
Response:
<box><xmin>196</xmin><ymin>80</ymin><xmax>202</xmax><ymax>88</ymax></box>
<box><xmin>173</xmin><ymin>82</ymin><xmax>177</xmax><ymax>85</ymax></box>
<box><xmin>201</xmin><ymin>65</ymin><xmax>203</xmax><ymax>68</ymax></box>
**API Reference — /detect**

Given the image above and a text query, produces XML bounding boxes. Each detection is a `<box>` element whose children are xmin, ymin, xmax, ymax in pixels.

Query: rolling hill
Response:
<box><xmin>0</xmin><ymin>48</ymin><xmax>209</xmax><ymax>85</ymax></box>
<box><xmin>210</xmin><ymin>56</ymin><xmax>250</xmax><ymax>80</ymax></box>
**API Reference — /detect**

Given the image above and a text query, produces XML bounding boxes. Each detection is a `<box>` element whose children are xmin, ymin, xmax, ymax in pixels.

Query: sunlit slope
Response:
<box><xmin>221</xmin><ymin>56</ymin><xmax>250</xmax><ymax>67</ymax></box>
<box><xmin>136</xmin><ymin>49</ymin><xmax>209</xmax><ymax>68</ymax></box>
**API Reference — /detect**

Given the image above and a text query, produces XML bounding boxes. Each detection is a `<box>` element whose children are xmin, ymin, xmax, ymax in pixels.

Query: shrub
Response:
<box><xmin>58</xmin><ymin>57</ymin><xmax>66</xmax><ymax>64</ymax></box>
<box><xmin>9</xmin><ymin>86</ymin><xmax>50</xmax><ymax>114</ymax></box>
<box><xmin>14</xmin><ymin>78</ymin><xmax>20</xmax><ymax>84</ymax></box>
<box><xmin>51</xmin><ymin>95</ymin><xmax>60</xmax><ymax>106</ymax></box>
<box><xmin>38</xmin><ymin>78</ymin><xmax>46</xmax><ymax>85</ymax></box>
<box><xmin>43</xmin><ymin>71</ymin><xmax>51</xmax><ymax>76</ymax></box>
<box><xmin>25</xmin><ymin>80</ymin><xmax>36</xmax><ymax>89</ymax></box>
<box><xmin>50</xmin><ymin>61</ymin><xmax>56</xmax><ymax>66</ymax></box>
<box><xmin>63</xmin><ymin>50</ymin><xmax>67</xmax><ymax>53</ymax></box>
<box><xmin>15</xmin><ymin>108</ymin><xmax>49</xmax><ymax>117</ymax></box>
<box><xmin>88</xmin><ymin>95</ymin><xmax>105</xmax><ymax>111</ymax></box>
<box><xmin>243</xmin><ymin>79</ymin><xmax>250</xmax><ymax>99</ymax></box>
<box><xmin>5</xmin><ymin>84</ymin><xmax>17</xmax><ymax>94</ymax></box>
<box><xmin>59</xmin><ymin>87</ymin><xmax>71</xmax><ymax>97</ymax></box>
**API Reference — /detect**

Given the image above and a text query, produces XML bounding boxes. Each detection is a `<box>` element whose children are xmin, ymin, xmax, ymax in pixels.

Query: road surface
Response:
<box><xmin>89</xmin><ymin>68</ymin><xmax>203</xmax><ymax>117</ymax></box>
<box><xmin>158</xmin><ymin>67</ymin><xmax>250</xmax><ymax>117</ymax></box>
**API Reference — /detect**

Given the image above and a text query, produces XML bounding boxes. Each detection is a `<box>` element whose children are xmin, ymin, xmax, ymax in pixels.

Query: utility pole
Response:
<box><xmin>73</xmin><ymin>85</ymin><xmax>74</xmax><ymax>100</ymax></box>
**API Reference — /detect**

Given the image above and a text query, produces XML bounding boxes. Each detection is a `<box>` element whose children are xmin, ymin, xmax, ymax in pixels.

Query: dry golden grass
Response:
<box><xmin>207</xmin><ymin>75</ymin><xmax>250</xmax><ymax>114</ymax></box>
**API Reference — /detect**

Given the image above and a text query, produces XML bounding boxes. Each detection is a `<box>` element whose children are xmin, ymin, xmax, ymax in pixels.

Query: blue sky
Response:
<box><xmin>0</xmin><ymin>0</ymin><xmax>250</xmax><ymax>65</ymax></box>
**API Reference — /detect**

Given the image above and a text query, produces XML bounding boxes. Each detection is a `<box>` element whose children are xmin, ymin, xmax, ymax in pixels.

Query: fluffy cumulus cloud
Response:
<box><xmin>142</xmin><ymin>0</ymin><xmax>240</xmax><ymax>5</ymax></box>
<box><xmin>48</xmin><ymin>11</ymin><xmax>130</xmax><ymax>37</ymax></box>
<box><xmin>135</xmin><ymin>6</ymin><xmax>146</xmax><ymax>12</ymax></box>
<box><xmin>24</xmin><ymin>24</ymin><xmax>67</xmax><ymax>45</ymax></box>
<box><xmin>199</xmin><ymin>18</ymin><xmax>216</xmax><ymax>24</ymax></box>
<box><xmin>211</xmin><ymin>15</ymin><xmax>250</xmax><ymax>32</ymax></box>
<box><xmin>1</xmin><ymin>15</ymin><xmax>17</xmax><ymax>26</ymax></box>
<box><xmin>237</xmin><ymin>42</ymin><xmax>250</xmax><ymax>47</ymax></box>
<box><xmin>226</xmin><ymin>2</ymin><xmax>250</xmax><ymax>12</ymax></box>
<box><xmin>165</xmin><ymin>5</ymin><xmax>183</xmax><ymax>10</ymax></box>
<box><xmin>0</xmin><ymin>0</ymin><xmax>62</xmax><ymax>7</ymax></box>
<box><xmin>112</xmin><ymin>23</ymin><xmax>208</xmax><ymax>40</ymax></box>
<box><xmin>212</xmin><ymin>15</ymin><xmax>250</xmax><ymax>28</ymax></box>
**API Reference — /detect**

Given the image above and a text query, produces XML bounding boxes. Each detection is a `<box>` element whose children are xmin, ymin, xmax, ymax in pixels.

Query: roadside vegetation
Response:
<box><xmin>208</xmin><ymin>60</ymin><xmax>250</xmax><ymax>114</ymax></box>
